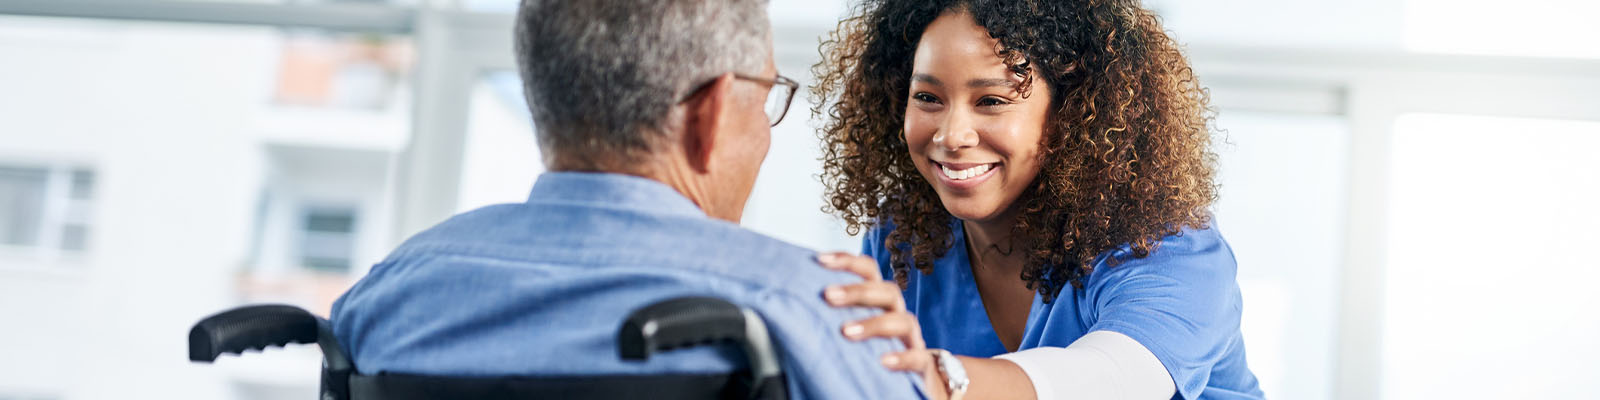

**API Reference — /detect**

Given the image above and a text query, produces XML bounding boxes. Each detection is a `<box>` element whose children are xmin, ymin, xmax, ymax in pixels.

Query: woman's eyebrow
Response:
<box><xmin>912</xmin><ymin>74</ymin><xmax>1016</xmax><ymax>90</ymax></box>
<box><xmin>967</xmin><ymin>78</ymin><xmax>1015</xmax><ymax>89</ymax></box>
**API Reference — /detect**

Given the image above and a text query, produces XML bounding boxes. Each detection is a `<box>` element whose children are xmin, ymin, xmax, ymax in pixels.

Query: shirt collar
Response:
<box><xmin>526</xmin><ymin>171</ymin><xmax>707</xmax><ymax>218</ymax></box>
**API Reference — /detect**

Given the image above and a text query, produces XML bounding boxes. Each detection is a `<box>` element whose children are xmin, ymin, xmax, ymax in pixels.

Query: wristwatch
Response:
<box><xmin>930</xmin><ymin>349</ymin><xmax>969</xmax><ymax>400</ymax></box>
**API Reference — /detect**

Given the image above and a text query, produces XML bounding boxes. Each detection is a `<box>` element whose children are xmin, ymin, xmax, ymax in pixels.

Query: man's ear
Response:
<box><xmin>681</xmin><ymin>73</ymin><xmax>737</xmax><ymax>174</ymax></box>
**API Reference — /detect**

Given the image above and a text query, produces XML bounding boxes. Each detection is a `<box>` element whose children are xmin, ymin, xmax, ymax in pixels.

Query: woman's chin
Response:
<box><xmin>938</xmin><ymin>197</ymin><xmax>1004</xmax><ymax>224</ymax></box>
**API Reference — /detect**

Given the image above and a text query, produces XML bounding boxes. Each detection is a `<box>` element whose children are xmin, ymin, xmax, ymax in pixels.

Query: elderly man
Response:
<box><xmin>329</xmin><ymin>0</ymin><xmax>926</xmax><ymax>398</ymax></box>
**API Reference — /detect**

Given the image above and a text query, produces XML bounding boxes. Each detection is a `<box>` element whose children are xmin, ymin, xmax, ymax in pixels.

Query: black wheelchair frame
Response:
<box><xmin>187</xmin><ymin>297</ymin><xmax>788</xmax><ymax>400</ymax></box>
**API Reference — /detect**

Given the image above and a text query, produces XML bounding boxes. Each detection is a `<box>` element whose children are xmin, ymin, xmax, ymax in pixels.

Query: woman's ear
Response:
<box><xmin>680</xmin><ymin>73</ymin><xmax>737</xmax><ymax>174</ymax></box>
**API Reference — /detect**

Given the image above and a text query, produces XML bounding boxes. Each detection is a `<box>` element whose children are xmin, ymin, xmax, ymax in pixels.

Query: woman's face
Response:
<box><xmin>904</xmin><ymin>10</ymin><xmax>1052</xmax><ymax>225</ymax></box>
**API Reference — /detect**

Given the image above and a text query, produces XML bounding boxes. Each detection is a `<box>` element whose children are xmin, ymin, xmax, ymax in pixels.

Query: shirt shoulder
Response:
<box><xmin>333</xmin><ymin>202</ymin><xmax>924</xmax><ymax>398</ymax></box>
<box><xmin>390</xmin><ymin>202</ymin><xmax>872</xmax><ymax>297</ymax></box>
<box><xmin>1085</xmin><ymin>223</ymin><xmax>1238</xmax><ymax>293</ymax></box>
<box><xmin>1080</xmin><ymin>223</ymin><xmax>1254</xmax><ymax>400</ymax></box>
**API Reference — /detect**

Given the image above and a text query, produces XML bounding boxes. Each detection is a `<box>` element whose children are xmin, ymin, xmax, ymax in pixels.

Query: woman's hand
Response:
<box><xmin>817</xmin><ymin>252</ymin><xmax>949</xmax><ymax>400</ymax></box>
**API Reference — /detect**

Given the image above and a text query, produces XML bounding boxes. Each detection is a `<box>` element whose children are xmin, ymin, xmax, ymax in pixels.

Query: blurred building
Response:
<box><xmin>0</xmin><ymin>15</ymin><xmax>414</xmax><ymax>399</ymax></box>
<box><xmin>0</xmin><ymin>0</ymin><xmax>1597</xmax><ymax>399</ymax></box>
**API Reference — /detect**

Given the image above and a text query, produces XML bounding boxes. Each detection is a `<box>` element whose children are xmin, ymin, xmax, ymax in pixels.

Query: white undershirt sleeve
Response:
<box><xmin>993</xmin><ymin>330</ymin><xmax>1176</xmax><ymax>400</ymax></box>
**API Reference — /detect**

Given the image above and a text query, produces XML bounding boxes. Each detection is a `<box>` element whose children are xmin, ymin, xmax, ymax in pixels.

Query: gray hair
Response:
<box><xmin>514</xmin><ymin>0</ymin><xmax>772</xmax><ymax>169</ymax></box>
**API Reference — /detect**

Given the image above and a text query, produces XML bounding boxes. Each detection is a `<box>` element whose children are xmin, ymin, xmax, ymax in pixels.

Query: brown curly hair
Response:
<box><xmin>812</xmin><ymin>0</ymin><xmax>1219</xmax><ymax>300</ymax></box>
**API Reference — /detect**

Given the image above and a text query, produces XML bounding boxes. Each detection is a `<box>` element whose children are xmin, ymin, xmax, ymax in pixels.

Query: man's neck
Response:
<box><xmin>647</xmin><ymin>167</ymin><xmax>719</xmax><ymax>219</ymax></box>
<box><xmin>553</xmin><ymin>158</ymin><xmax>733</xmax><ymax>223</ymax></box>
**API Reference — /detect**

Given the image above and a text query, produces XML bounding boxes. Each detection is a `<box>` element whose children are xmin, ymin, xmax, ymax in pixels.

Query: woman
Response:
<box><xmin>809</xmin><ymin>0</ymin><xmax>1264</xmax><ymax>399</ymax></box>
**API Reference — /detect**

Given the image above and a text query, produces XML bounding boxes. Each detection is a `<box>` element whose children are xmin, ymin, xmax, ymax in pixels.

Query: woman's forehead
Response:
<box><xmin>912</xmin><ymin>11</ymin><xmax>1024</xmax><ymax>87</ymax></box>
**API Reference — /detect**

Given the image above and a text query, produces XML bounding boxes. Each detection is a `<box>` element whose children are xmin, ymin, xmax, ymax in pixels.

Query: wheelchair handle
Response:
<box><xmin>618</xmin><ymin>297</ymin><xmax>782</xmax><ymax>386</ymax></box>
<box><xmin>187</xmin><ymin>304</ymin><xmax>352</xmax><ymax>372</ymax></box>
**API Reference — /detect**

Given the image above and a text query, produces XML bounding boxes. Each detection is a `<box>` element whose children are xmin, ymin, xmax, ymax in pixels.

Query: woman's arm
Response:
<box><xmin>819</xmin><ymin>253</ymin><xmax>1176</xmax><ymax>400</ymax></box>
<box><xmin>933</xmin><ymin>332</ymin><xmax>1175</xmax><ymax>400</ymax></box>
<box><xmin>995</xmin><ymin>331</ymin><xmax>1175</xmax><ymax>400</ymax></box>
<box><xmin>955</xmin><ymin>356</ymin><xmax>1036</xmax><ymax>400</ymax></box>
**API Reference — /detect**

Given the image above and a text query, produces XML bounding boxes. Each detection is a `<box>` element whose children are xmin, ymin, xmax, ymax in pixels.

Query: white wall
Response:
<box><xmin>1212</xmin><ymin>111</ymin><xmax>1348</xmax><ymax>400</ymax></box>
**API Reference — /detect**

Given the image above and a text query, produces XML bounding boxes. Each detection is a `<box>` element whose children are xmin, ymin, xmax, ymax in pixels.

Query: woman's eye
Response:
<box><xmin>976</xmin><ymin>96</ymin><xmax>1009</xmax><ymax>107</ymax></box>
<box><xmin>912</xmin><ymin>92</ymin><xmax>942</xmax><ymax>104</ymax></box>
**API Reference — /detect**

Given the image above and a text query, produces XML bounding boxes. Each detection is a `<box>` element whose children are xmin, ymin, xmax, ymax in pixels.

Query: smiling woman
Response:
<box><xmin>901</xmin><ymin>13</ymin><xmax>1053</xmax><ymax>236</ymax></box>
<box><xmin>810</xmin><ymin>0</ymin><xmax>1259</xmax><ymax>399</ymax></box>
<box><xmin>815</xmin><ymin>0</ymin><xmax>1219</xmax><ymax>299</ymax></box>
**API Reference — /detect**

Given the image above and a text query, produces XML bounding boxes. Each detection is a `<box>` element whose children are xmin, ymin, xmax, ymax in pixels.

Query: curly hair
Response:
<box><xmin>812</xmin><ymin>0</ymin><xmax>1218</xmax><ymax>300</ymax></box>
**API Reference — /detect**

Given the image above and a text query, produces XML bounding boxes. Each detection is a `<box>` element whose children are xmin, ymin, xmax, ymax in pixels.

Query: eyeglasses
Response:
<box><xmin>679</xmin><ymin>73</ymin><xmax>800</xmax><ymax>127</ymax></box>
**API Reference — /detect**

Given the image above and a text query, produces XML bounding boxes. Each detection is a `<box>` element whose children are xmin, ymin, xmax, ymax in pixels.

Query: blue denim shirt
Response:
<box><xmin>331</xmin><ymin>172</ymin><xmax>925</xmax><ymax>399</ymax></box>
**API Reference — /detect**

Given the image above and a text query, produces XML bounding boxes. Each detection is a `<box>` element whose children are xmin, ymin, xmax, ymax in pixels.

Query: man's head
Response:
<box><xmin>515</xmin><ymin>0</ymin><xmax>781</xmax><ymax>222</ymax></box>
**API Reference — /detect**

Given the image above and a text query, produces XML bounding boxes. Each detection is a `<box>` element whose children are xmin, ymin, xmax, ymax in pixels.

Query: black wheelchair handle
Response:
<box><xmin>189</xmin><ymin>304</ymin><xmax>321</xmax><ymax>362</ymax></box>
<box><xmin>618</xmin><ymin>296</ymin><xmax>785</xmax><ymax>400</ymax></box>
<box><xmin>187</xmin><ymin>304</ymin><xmax>352</xmax><ymax>370</ymax></box>
<box><xmin>189</xmin><ymin>304</ymin><xmax>355</xmax><ymax>400</ymax></box>
<box><xmin>618</xmin><ymin>297</ymin><xmax>749</xmax><ymax>360</ymax></box>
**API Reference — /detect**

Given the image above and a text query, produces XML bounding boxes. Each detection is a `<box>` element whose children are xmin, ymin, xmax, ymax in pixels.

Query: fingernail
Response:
<box><xmin>823</xmin><ymin>286</ymin><xmax>845</xmax><ymax>303</ymax></box>
<box><xmin>815</xmin><ymin>253</ymin><xmax>839</xmax><ymax>266</ymax></box>
<box><xmin>843</xmin><ymin>323</ymin><xmax>864</xmax><ymax>338</ymax></box>
<box><xmin>881</xmin><ymin>354</ymin><xmax>900</xmax><ymax>367</ymax></box>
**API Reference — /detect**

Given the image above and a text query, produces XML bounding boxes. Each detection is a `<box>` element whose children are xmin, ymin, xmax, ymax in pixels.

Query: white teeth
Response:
<box><xmin>939</xmin><ymin>163</ymin><xmax>992</xmax><ymax>181</ymax></box>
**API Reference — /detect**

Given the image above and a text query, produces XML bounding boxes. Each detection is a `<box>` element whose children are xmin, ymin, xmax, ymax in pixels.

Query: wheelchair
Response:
<box><xmin>187</xmin><ymin>297</ymin><xmax>788</xmax><ymax>400</ymax></box>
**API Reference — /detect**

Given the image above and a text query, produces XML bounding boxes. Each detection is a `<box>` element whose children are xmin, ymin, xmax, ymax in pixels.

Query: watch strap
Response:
<box><xmin>931</xmin><ymin>349</ymin><xmax>969</xmax><ymax>400</ymax></box>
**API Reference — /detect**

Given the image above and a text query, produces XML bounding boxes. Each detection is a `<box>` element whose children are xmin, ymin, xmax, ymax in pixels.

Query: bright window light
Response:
<box><xmin>1384</xmin><ymin>113</ymin><xmax>1600</xmax><ymax>399</ymax></box>
<box><xmin>455</xmin><ymin>71</ymin><xmax>542</xmax><ymax>213</ymax></box>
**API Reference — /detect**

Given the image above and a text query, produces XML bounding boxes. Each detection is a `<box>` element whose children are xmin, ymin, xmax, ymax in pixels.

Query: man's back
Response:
<box><xmin>331</xmin><ymin>172</ymin><xmax>923</xmax><ymax>399</ymax></box>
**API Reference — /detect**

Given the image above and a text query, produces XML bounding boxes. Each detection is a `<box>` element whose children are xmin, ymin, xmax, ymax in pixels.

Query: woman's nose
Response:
<box><xmin>932</xmin><ymin>110</ymin><xmax>979</xmax><ymax>151</ymax></box>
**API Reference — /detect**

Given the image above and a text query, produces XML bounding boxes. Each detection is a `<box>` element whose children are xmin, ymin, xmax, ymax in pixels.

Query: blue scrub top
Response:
<box><xmin>863</xmin><ymin>219</ymin><xmax>1264</xmax><ymax>400</ymax></box>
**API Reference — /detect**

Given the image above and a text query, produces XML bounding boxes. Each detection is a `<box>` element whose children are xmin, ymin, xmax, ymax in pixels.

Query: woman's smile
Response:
<box><xmin>932</xmin><ymin>159</ymin><xmax>1001</xmax><ymax>189</ymax></box>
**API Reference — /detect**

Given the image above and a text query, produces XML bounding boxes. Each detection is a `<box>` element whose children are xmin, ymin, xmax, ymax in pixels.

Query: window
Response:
<box><xmin>299</xmin><ymin>208</ymin><xmax>357</xmax><ymax>273</ymax></box>
<box><xmin>0</xmin><ymin>164</ymin><xmax>95</xmax><ymax>259</ymax></box>
<box><xmin>1383</xmin><ymin>113</ymin><xmax>1600</xmax><ymax>399</ymax></box>
<box><xmin>0</xmin><ymin>167</ymin><xmax>46</xmax><ymax>247</ymax></box>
